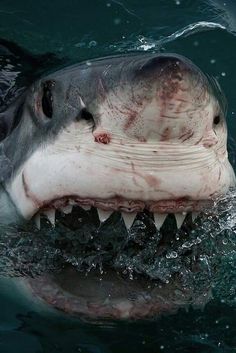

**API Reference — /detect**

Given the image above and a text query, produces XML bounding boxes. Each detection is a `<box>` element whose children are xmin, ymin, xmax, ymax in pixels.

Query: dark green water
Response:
<box><xmin>0</xmin><ymin>0</ymin><xmax>236</xmax><ymax>352</ymax></box>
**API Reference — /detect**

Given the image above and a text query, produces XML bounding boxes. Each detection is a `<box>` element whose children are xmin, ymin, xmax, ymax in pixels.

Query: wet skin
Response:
<box><xmin>0</xmin><ymin>43</ymin><xmax>235</xmax><ymax>319</ymax></box>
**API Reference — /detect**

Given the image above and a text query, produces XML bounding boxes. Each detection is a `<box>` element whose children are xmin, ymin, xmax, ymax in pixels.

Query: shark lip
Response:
<box><xmin>40</xmin><ymin>195</ymin><xmax>213</xmax><ymax>214</ymax></box>
<box><xmin>24</xmin><ymin>266</ymin><xmax>196</xmax><ymax>320</ymax></box>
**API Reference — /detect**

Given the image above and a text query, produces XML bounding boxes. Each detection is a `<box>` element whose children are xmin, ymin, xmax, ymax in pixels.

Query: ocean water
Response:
<box><xmin>0</xmin><ymin>0</ymin><xmax>236</xmax><ymax>352</ymax></box>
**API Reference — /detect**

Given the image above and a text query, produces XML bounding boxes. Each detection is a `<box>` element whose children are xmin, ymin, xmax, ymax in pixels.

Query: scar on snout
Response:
<box><xmin>160</xmin><ymin>127</ymin><xmax>171</xmax><ymax>141</ymax></box>
<box><xmin>94</xmin><ymin>132</ymin><xmax>111</xmax><ymax>144</ymax></box>
<box><xmin>124</xmin><ymin>110</ymin><xmax>138</xmax><ymax>130</ymax></box>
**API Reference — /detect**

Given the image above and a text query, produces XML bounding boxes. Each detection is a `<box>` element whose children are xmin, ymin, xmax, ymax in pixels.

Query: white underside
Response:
<box><xmin>6</xmin><ymin>124</ymin><xmax>235</xmax><ymax>221</ymax></box>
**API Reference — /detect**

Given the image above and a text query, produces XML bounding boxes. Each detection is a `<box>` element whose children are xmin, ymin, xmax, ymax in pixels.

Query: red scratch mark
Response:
<box><xmin>124</xmin><ymin>110</ymin><xmax>138</xmax><ymax>130</ymax></box>
<box><xmin>160</xmin><ymin>127</ymin><xmax>171</xmax><ymax>141</ymax></box>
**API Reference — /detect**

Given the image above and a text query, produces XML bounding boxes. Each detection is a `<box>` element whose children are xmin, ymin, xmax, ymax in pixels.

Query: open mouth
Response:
<box><xmin>20</xmin><ymin>200</ymin><xmax>215</xmax><ymax>320</ymax></box>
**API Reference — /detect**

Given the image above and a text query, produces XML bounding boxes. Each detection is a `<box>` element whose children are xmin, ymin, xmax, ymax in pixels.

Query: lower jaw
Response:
<box><xmin>22</xmin><ymin>207</ymin><xmax>213</xmax><ymax>320</ymax></box>
<box><xmin>25</xmin><ymin>266</ymin><xmax>210</xmax><ymax>320</ymax></box>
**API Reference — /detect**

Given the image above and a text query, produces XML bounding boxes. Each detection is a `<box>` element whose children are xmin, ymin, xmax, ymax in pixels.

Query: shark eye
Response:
<box><xmin>42</xmin><ymin>80</ymin><xmax>54</xmax><ymax>119</ymax></box>
<box><xmin>213</xmin><ymin>115</ymin><xmax>220</xmax><ymax>125</ymax></box>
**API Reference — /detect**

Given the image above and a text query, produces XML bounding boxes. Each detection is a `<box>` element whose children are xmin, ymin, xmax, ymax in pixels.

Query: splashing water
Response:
<box><xmin>108</xmin><ymin>21</ymin><xmax>227</xmax><ymax>53</ymax></box>
<box><xmin>0</xmin><ymin>188</ymin><xmax>235</xmax><ymax>306</ymax></box>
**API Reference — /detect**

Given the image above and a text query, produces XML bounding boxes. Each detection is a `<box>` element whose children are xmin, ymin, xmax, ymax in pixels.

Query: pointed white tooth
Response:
<box><xmin>122</xmin><ymin>212</ymin><xmax>136</xmax><ymax>229</ymax></box>
<box><xmin>61</xmin><ymin>205</ymin><xmax>73</xmax><ymax>214</ymax></box>
<box><xmin>34</xmin><ymin>214</ymin><xmax>41</xmax><ymax>229</ymax></box>
<box><xmin>97</xmin><ymin>209</ymin><xmax>113</xmax><ymax>222</ymax></box>
<box><xmin>43</xmin><ymin>209</ymin><xmax>56</xmax><ymax>226</ymax></box>
<box><xmin>174</xmin><ymin>213</ymin><xmax>186</xmax><ymax>229</ymax></box>
<box><xmin>154</xmin><ymin>213</ymin><xmax>167</xmax><ymax>230</ymax></box>
<box><xmin>81</xmin><ymin>205</ymin><xmax>91</xmax><ymax>211</ymax></box>
<box><xmin>192</xmin><ymin>212</ymin><xmax>199</xmax><ymax>222</ymax></box>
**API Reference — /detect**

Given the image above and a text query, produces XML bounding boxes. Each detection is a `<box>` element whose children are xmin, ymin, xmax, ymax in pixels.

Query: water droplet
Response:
<box><xmin>210</xmin><ymin>59</ymin><xmax>216</xmax><ymax>64</ymax></box>
<box><xmin>114</xmin><ymin>18</ymin><xmax>121</xmax><ymax>25</ymax></box>
<box><xmin>166</xmin><ymin>251</ymin><xmax>178</xmax><ymax>259</ymax></box>
<box><xmin>221</xmin><ymin>72</ymin><xmax>226</xmax><ymax>77</ymax></box>
<box><xmin>74</xmin><ymin>42</ymin><xmax>85</xmax><ymax>48</ymax></box>
<box><xmin>88</xmin><ymin>40</ymin><xmax>97</xmax><ymax>48</ymax></box>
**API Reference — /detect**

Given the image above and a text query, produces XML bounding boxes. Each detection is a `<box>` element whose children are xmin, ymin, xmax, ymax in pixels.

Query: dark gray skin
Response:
<box><xmin>0</xmin><ymin>42</ymin><xmax>234</xmax><ymax>320</ymax></box>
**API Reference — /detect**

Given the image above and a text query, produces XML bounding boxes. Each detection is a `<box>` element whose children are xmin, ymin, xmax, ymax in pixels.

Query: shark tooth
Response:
<box><xmin>81</xmin><ymin>205</ymin><xmax>91</xmax><ymax>211</ymax></box>
<box><xmin>43</xmin><ymin>209</ymin><xmax>56</xmax><ymax>226</ymax></box>
<box><xmin>122</xmin><ymin>212</ymin><xmax>136</xmax><ymax>229</ymax></box>
<box><xmin>154</xmin><ymin>213</ymin><xmax>167</xmax><ymax>230</ymax></box>
<box><xmin>192</xmin><ymin>212</ymin><xmax>199</xmax><ymax>222</ymax></box>
<box><xmin>97</xmin><ymin>209</ymin><xmax>113</xmax><ymax>222</ymax></box>
<box><xmin>174</xmin><ymin>213</ymin><xmax>186</xmax><ymax>229</ymax></box>
<box><xmin>34</xmin><ymin>214</ymin><xmax>41</xmax><ymax>229</ymax></box>
<box><xmin>61</xmin><ymin>205</ymin><xmax>73</xmax><ymax>214</ymax></box>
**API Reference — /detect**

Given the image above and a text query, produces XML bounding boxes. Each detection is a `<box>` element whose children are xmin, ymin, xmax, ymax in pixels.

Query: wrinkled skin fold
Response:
<box><xmin>0</xmin><ymin>45</ymin><xmax>235</xmax><ymax>319</ymax></box>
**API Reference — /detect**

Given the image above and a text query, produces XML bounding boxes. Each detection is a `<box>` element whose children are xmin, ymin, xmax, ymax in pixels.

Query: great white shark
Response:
<box><xmin>0</xmin><ymin>39</ymin><xmax>235</xmax><ymax>319</ymax></box>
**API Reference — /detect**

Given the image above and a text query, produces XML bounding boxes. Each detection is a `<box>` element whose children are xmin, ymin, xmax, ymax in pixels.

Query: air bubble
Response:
<box><xmin>88</xmin><ymin>40</ymin><xmax>97</xmax><ymax>48</ymax></box>
<box><xmin>166</xmin><ymin>251</ymin><xmax>178</xmax><ymax>259</ymax></box>
<box><xmin>114</xmin><ymin>18</ymin><xmax>121</xmax><ymax>25</ymax></box>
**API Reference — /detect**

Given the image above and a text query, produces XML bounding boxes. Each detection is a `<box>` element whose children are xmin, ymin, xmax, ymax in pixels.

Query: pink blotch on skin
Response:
<box><xmin>93</xmin><ymin>131</ymin><xmax>111</xmax><ymax>144</ymax></box>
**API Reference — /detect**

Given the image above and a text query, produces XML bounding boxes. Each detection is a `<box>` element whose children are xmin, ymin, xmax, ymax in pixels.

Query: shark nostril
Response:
<box><xmin>79</xmin><ymin>108</ymin><xmax>94</xmax><ymax>122</ymax></box>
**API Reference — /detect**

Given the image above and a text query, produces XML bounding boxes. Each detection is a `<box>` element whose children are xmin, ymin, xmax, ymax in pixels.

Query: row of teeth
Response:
<box><xmin>34</xmin><ymin>205</ymin><xmax>199</xmax><ymax>230</ymax></box>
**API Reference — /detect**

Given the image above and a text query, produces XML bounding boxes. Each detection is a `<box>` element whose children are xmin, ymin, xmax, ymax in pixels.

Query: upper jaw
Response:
<box><xmin>32</xmin><ymin>197</ymin><xmax>207</xmax><ymax>231</ymax></box>
<box><xmin>4</xmin><ymin>127</ymin><xmax>235</xmax><ymax>225</ymax></box>
<box><xmin>5</xmin><ymin>142</ymin><xmax>234</xmax><ymax>229</ymax></box>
